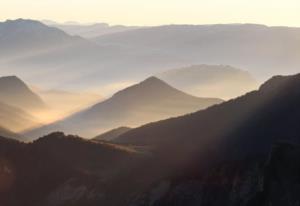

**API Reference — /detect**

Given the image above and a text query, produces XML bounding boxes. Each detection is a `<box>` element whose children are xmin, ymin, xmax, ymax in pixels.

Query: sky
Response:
<box><xmin>0</xmin><ymin>0</ymin><xmax>300</xmax><ymax>26</ymax></box>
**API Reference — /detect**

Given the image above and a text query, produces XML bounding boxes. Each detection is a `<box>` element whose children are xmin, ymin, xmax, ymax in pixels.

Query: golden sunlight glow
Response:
<box><xmin>0</xmin><ymin>0</ymin><xmax>300</xmax><ymax>26</ymax></box>
<box><xmin>33</xmin><ymin>91</ymin><xmax>102</xmax><ymax>124</ymax></box>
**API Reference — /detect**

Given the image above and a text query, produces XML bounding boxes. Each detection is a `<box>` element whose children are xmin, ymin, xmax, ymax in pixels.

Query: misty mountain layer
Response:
<box><xmin>1</xmin><ymin>20</ymin><xmax>300</xmax><ymax>93</ymax></box>
<box><xmin>25</xmin><ymin>77</ymin><xmax>223</xmax><ymax>139</ymax></box>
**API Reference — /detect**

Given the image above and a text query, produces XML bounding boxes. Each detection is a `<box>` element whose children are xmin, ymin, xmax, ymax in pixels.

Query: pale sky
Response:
<box><xmin>0</xmin><ymin>0</ymin><xmax>300</xmax><ymax>26</ymax></box>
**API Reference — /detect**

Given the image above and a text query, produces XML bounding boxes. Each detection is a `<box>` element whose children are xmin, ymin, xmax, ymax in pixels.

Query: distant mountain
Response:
<box><xmin>2</xmin><ymin>22</ymin><xmax>300</xmax><ymax>92</ymax></box>
<box><xmin>0</xmin><ymin>76</ymin><xmax>46</xmax><ymax>111</ymax></box>
<box><xmin>25</xmin><ymin>77</ymin><xmax>223</xmax><ymax>138</ymax></box>
<box><xmin>93</xmin><ymin>127</ymin><xmax>132</xmax><ymax>141</ymax></box>
<box><xmin>0</xmin><ymin>19</ymin><xmax>86</xmax><ymax>57</ymax></box>
<box><xmin>0</xmin><ymin>19</ymin><xmax>131</xmax><ymax>91</ymax></box>
<box><xmin>0</xmin><ymin>101</ymin><xmax>40</xmax><ymax>132</ymax></box>
<box><xmin>93</xmin><ymin>24</ymin><xmax>300</xmax><ymax>79</ymax></box>
<box><xmin>48</xmin><ymin>22</ymin><xmax>141</xmax><ymax>38</ymax></box>
<box><xmin>157</xmin><ymin>64</ymin><xmax>258</xmax><ymax>99</ymax></box>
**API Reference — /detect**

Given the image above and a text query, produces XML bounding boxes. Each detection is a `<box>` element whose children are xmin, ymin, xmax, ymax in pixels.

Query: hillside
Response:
<box><xmin>25</xmin><ymin>77</ymin><xmax>223</xmax><ymax>138</ymax></box>
<box><xmin>157</xmin><ymin>64</ymin><xmax>258</xmax><ymax>99</ymax></box>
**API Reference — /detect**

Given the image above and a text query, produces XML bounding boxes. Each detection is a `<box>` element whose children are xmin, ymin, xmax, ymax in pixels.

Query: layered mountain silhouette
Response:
<box><xmin>0</xmin><ymin>76</ymin><xmax>46</xmax><ymax>111</ymax></box>
<box><xmin>1</xmin><ymin>73</ymin><xmax>300</xmax><ymax>206</ymax></box>
<box><xmin>2</xmin><ymin>20</ymin><xmax>300</xmax><ymax>92</ymax></box>
<box><xmin>93</xmin><ymin>126</ymin><xmax>132</xmax><ymax>141</ymax></box>
<box><xmin>25</xmin><ymin>77</ymin><xmax>223</xmax><ymax>138</ymax></box>
<box><xmin>93</xmin><ymin>24</ymin><xmax>300</xmax><ymax>79</ymax></box>
<box><xmin>157</xmin><ymin>64</ymin><xmax>258</xmax><ymax>99</ymax></box>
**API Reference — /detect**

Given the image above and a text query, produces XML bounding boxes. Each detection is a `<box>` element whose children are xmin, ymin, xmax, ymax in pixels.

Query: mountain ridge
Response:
<box><xmin>25</xmin><ymin>76</ymin><xmax>223</xmax><ymax>138</ymax></box>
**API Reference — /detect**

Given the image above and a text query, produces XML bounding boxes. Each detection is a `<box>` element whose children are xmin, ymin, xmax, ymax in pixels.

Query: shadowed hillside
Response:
<box><xmin>0</xmin><ymin>132</ymin><xmax>147</xmax><ymax>206</ymax></box>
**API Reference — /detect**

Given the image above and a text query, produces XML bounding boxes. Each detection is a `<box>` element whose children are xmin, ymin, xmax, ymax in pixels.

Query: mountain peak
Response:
<box><xmin>137</xmin><ymin>76</ymin><xmax>172</xmax><ymax>89</ymax></box>
<box><xmin>142</xmin><ymin>76</ymin><xmax>164</xmax><ymax>83</ymax></box>
<box><xmin>112</xmin><ymin>76</ymin><xmax>177</xmax><ymax>99</ymax></box>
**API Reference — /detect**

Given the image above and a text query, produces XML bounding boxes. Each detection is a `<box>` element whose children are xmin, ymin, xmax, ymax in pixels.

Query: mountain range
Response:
<box><xmin>25</xmin><ymin>77</ymin><xmax>222</xmax><ymax>139</ymax></box>
<box><xmin>1</xmin><ymin>19</ymin><xmax>300</xmax><ymax>94</ymax></box>
<box><xmin>93</xmin><ymin>24</ymin><xmax>300</xmax><ymax>79</ymax></box>
<box><xmin>1</xmin><ymin>73</ymin><xmax>300</xmax><ymax>205</ymax></box>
